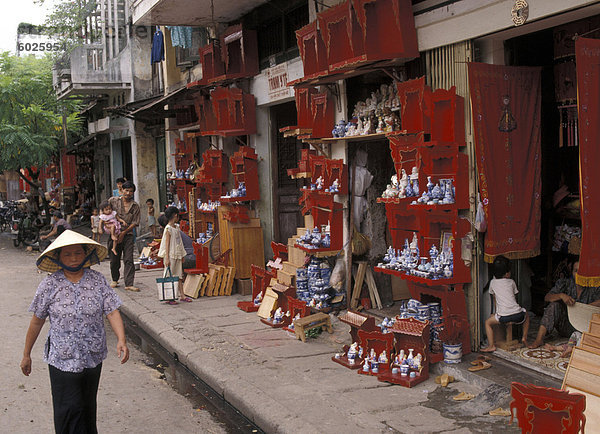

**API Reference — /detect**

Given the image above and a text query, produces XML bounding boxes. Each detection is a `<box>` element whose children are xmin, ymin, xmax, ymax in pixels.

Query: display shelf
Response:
<box><xmin>310</xmin><ymin>92</ymin><xmax>335</xmax><ymax>138</ymax></box>
<box><xmin>211</xmin><ymin>87</ymin><xmax>257</xmax><ymax>137</ymax></box>
<box><xmin>356</xmin><ymin>329</ymin><xmax>395</xmax><ymax>376</ymax></box>
<box><xmin>295</xmin><ymin>21</ymin><xmax>329</xmax><ymax>80</ymax></box>
<box><xmin>317</xmin><ymin>0</ymin><xmax>366</xmax><ymax>73</ymax></box>
<box><xmin>196</xmin><ymin>149</ymin><xmax>228</xmax><ymax>184</ymax></box>
<box><xmin>220</xmin><ymin>25</ymin><xmax>259</xmax><ymax>81</ymax></box>
<box><xmin>378</xmin><ymin>317</ymin><xmax>430</xmax><ymax>387</ymax></box>
<box><xmin>395</xmin><ymin>77</ymin><xmax>432</xmax><ymax>134</ymax></box>
<box><xmin>351</xmin><ymin>0</ymin><xmax>418</xmax><ymax>63</ymax></box>
<box><xmin>197</xmin><ymin>41</ymin><xmax>225</xmax><ymax>85</ymax></box>
<box><xmin>430</xmin><ymin>87</ymin><xmax>465</xmax><ymax>144</ymax></box>
<box><xmin>222</xmin><ymin>145</ymin><xmax>259</xmax><ymax>201</ymax></box>
<box><xmin>237</xmin><ymin>265</ymin><xmax>276</xmax><ymax>312</ymax></box>
<box><xmin>332</xmin><ymin>345</ymin><xmax>364</xmax><ymax>370</ymax></box>
<box><xmin>339</xmin><ymin>310</ymin><xmax>378</xmax><ymax>344</ymax></box>
<box><xmin>192</xmin><ymin>91</ymin><xmax>219</xmax><ymax>134</ymax></box>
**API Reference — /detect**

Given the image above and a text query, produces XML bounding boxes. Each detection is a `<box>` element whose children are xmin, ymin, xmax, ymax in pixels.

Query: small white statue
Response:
<box><xmin>378</xmin><ymin>350</ymin><xmax>388</xmax><ymax>364</ymax></box>
<box><xmin>369</xmin><ymin>348</ymin><xmax>377</xmax><ymax>361</ymax></box>
<box><xmin>253</xmin><ymin>292</ymin><xmax>263</xmax><ymax>306</ymax></box>
<box><xmin>316</xmin><ymin>176</ymin><xmax>324</xmax><ymax>190</ymax></box>
<box><xmin>273</xmin><ymin>307</ymin><xmax>283</xmax><ymax>323</ymax></box>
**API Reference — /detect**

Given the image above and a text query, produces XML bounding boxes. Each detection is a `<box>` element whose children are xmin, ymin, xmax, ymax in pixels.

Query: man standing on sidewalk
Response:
<box><xmin>108</xmin><ymin>181</ymin><xmax>141</xmax><ymax>292</ymax></box>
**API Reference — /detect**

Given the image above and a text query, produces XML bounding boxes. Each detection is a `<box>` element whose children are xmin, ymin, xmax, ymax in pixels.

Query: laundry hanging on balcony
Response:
<box><xmin>166</xmin><ymin>26</ymin><xmax>193</xmax><ymax>50</ymax></box>
<box><xmin>151</xmin><ymin>29</ymin><xmax>165</xmax><ymax>64</ymax></box>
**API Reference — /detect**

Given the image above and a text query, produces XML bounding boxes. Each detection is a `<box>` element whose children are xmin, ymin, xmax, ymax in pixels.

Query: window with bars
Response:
<box><xmin>174</xmin><ymin>27</ymin><xmax>210</xmax><ymax>68</ymax></box>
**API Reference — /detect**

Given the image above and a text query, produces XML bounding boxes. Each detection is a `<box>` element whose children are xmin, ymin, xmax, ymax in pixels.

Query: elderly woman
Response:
<box><xmin>20</xmin><ymin>230</ymin><xmax>129</xmax><ymax>433</ymax></box>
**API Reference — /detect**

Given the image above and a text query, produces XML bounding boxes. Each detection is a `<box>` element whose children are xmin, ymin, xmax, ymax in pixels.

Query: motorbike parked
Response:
<box><xmin>11</xmin><ymin>210</ymin><xmax>43</xmax><ymax>248</ymax></box>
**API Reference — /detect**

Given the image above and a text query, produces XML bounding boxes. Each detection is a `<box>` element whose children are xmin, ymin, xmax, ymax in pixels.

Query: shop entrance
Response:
<box><xmin>271</xmin><ymin>101</ymin><xmax>303</xmax><ymax>244</ymax></box>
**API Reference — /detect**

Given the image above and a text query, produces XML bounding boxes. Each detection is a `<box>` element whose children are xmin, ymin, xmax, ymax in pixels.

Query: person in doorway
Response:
<box><xmin>480</xmin><ymin>255</ymin><xmax>530</xmax><ymax>352</ymax></box>
<box><xmin>157</xmin><ymin>206</ymin><xmax>192</xmax><ymax>304</ymax></box>
<box><xmin>98</xmin><ymin>201</ymin><xmax>127</xmax><ymax>256</ymax></box>
<box><xmin>90</xmin><ymin>207</ymin><xmax>101</xmax><ymax>242</ymax></box>
<box><xmin>20</xmin><ymin>230</ymin><xmax>129</xmax><ymax>433</ymax></box>
<box><xmin>146</xmin><ymin>198</ymin><xmax>158</xmax><ymax>238</ymax></box>
<box><xmin>112</xmin><ymin>177</ymin><xmax>126</xmax><ymax>198</ymax></box>
<box><xmin>108</xmin><ymin>181</ymin><xmax>141</xmax><ymax>292</ymax></box>
<box><xmin>41</xmin><ymin>211</ymin><xmax>72</xmax><ymax>241</ymax></box>
<box><xmin>529</xmin><ymin>260</ymin><xmax>600</xmax><ymax>348</ymax></box>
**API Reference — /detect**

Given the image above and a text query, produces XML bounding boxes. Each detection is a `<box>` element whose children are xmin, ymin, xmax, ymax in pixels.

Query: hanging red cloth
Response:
<box><xmin>468</xmin><ymin>62</ymin><xmax>542</xmax><ymax>262</ymax></box>
<box><xmin>575</xmin><ymin>38</ymin><xmax>600</xmax><ymax>286</ymax></box>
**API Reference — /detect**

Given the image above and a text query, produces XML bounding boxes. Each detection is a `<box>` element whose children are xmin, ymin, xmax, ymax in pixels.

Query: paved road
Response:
<box><xmin>0</xmin><ymin>232</ymin><xmax>227</xmax><ymax>433</ymax></box>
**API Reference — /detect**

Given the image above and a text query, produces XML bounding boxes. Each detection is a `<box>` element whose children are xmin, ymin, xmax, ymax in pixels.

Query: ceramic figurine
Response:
<box><xmin>398</xmin><ymin>349</ymin><xmax>406</xmax><ymax>361</ymax></box>
<box><xmin>407</xmin><ymin>348</ymin><xmax>414</xmax><ymax>366</ymax></box>
<box><xmin>371</xmin><ymin>359</ymin><xmax>379</xmax><ymax>374</ymax></box>
<box><xmin>316</xmin><ymin>176</ymin><xmax>324</xmax><ymax>190</ymax></box>
<box><xmin>376</xmin><ymin>116</ymin><xmax>385</xmax><ymax>134</ymax></box>
<box><xmin>369</xmin><ymin>348</ymin><xmax>377</xmax><ymax>362</ymax></box>
<box><xmin>273</xmin><ymin>307</ymin><xmax>283</xmax><ymax>324</ymax></box>
<box><xmin>414</xmin><ymin>353</ymin><xmax>423</xmax><ymax>370</ymax></box>
<box><xmin>358</xmin><ymin>346</ymin><xmax>364</xmax><ymax>359</ymax></box>
<box><xmin>443</xmin><ymin>265</ymin><xmax>452</xmax><ymax>278</ymax></box>
<box><xmin>362</xmin><ymin>116</ymin><xmax>371</xmax><ymax>135</ymax></box>
<box><xmin>410</xmin><ymin>167</ymin><xmax>419</xmax><ymax>195</ymax></box>
<box><xmin>347</xmin><ymin>342</ymin><xmax>358</xmax><ymax>364</ymax></box>
<box><xmin>253</xmin><ymin>292</ymin><xmax>263</xmax><ymax>306</ymax></box>
<box><xmin>378</xmin><ymin>350</ymin><xmax>388</xmax><ymax>364</ymax></box>
<box><xmin>362</xmin><ymin>358</ymin><xmax>370</xmax><ymax>372</ymax></box>
<box><xmin>400</xmin><ymin>362</ymin><xmax>409</xmax><ymax>377</ymax></box>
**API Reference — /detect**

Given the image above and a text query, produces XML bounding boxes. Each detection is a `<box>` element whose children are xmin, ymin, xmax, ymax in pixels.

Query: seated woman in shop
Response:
<box><xmin>528</xmin><ymin>260</ymin><xmax>600</xmax><ymax>348</ymax></box>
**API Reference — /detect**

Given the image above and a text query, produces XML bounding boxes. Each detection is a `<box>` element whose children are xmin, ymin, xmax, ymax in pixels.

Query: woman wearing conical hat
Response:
<box><xmin>20</xmin><ymin>230</ymin><xmax>129</xmax><ymax>433</ymax></box>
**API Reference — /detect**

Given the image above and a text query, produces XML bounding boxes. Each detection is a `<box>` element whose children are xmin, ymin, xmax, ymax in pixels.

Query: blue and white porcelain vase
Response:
<box><xmin>443</xmin><ymin>342</ymin><xmax>462</xmax><ymax>364</ymax></box>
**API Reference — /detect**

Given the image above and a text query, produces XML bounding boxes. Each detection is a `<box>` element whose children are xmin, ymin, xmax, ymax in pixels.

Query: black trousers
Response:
<box><xmin>108</xmin><ymin>233</ymin><xmax>135</xmax><ymax>286</ymax></box>
<box><xmin>48</xmin><ymin>363</ymin><xmax>102</xmax><ymax>434</ymax></box>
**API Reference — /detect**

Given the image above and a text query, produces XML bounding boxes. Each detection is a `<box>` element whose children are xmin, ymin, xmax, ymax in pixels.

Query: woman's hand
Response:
<box><xmin>117</xmin><ymin>340</ymin><xmax>129</xmax><ymax>364</ymax></box>
<box><xmin>164</xmin><ymin>256</ymin><xmax>170</xmax><ymax>267</ymax></box>
<box><xmin>20</xmin><ymin>356</ymin><xmax>32</xmax><ymax>376</ymax></box>
<box><xmin>561</xmin><ymin>293</ymin><xmax>576</xmax><ymax>306</ymax></box>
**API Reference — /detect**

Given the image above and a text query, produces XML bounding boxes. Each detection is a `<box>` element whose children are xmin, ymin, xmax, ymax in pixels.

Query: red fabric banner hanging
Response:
<box><xmin>575</xmin><ymin>38</ymin><xmax>600</xmax><ymax>287</ymax></box>
<box><xmin>468</xmin><ymin>62</ymin><xmax>542</xmax><ymax>262</ymax></box>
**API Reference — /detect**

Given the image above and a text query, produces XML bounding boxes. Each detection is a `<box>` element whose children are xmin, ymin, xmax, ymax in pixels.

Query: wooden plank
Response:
<box><xmin>225</xmin><ymin>266</ymin><xmax>236</xmax><ymax>295</ymax></box>
<box><xmin>182</xmin><ymin>274</ymin><xmax>205</xmax><ymax>298</ymax></box>
<box><xmin>569</xmin><ymin>347</ymin><xmax>600</xmax><ymax>377</ymax></box>
<box><xmin>365</xmin><ymin>267</ymin><xmax>382</xmax><ymax>309</ymax></box>
<box><xmin>206</xmin><ymin>264</ymin><xmax>219</xmax><ymax>296</ymax></box>
<box><xmin>563</xmin><ymin>366</ymin><xmax>600</xmax><ymax>397</ymax></box>
<box><xmin>257</xmin><ymin>288</ymin><xmax>278</xmax><ymax>319</ymax></box>
<box><xmin>199</xmin><ymin>273</ymin><xmax>210</xmax><ymax>297</ymax></box>
<box><xmin>593</xmin><ymin>313</ymin><xmax>600</xmax><ymax>322</ymax></box>
<box><xmin>231</xmin><ymin>226</ymin><xmax>265</xmax><ymax>279</ymax></box>
<box><xmin>581</xmin><ymin>333</ymin><xmax>600</xmax><ymax>356</ymax></box>
<box><xmin>351</xmin><ymin>262</ymin><xmax>367</xmax><ymax>309</ymax></box>
<box><xmin>590</xmin><ymin>320</ymin><xmax>600</xmax><ymax>335</ymax></box>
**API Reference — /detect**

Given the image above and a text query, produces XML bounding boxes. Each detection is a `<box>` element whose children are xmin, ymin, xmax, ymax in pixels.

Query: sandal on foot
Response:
<box><xmin>167</xmin><ymin>300</ymin><xmax>178</xmax><ymax>305</ymax></box>
<box><xmin>468</xmin><ymin>361</ymin><xmax>492</xmax><ymax>372</ymax></box>
<box><xmin>489</xmin><ymin>407</ymin><xmax>511</xmax><ymax>417</ymax></box>
<box><xmin>180</xmin><ymin>297</ymin><xmax>193</xmax><ymax>302</ymax></box>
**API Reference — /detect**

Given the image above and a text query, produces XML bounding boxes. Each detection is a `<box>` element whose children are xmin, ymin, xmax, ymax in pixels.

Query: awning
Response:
<box><xmin>106</xmin><ymin>86</ymin><xmax>193</xmax><ymax>123</ymax></box>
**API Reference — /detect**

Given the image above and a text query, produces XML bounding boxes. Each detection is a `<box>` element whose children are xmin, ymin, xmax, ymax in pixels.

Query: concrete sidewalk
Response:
<box><xmin>101</xmin><ymin>262</ymin><xmax>559</xmax><ymax>433</ymax></box>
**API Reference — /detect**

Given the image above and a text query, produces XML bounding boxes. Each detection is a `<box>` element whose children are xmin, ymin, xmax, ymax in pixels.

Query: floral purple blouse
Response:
<box><xmin>29</xmin><ymin>268</ymin><xmax>122</xmax><ymax>373</ymax></box>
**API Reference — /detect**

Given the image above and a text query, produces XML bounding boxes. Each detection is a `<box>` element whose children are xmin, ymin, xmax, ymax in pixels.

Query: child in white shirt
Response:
<box><xmin>481</xmin><ymin>255</ymin><xmax>530</xmax><ymax>352</ymax></box>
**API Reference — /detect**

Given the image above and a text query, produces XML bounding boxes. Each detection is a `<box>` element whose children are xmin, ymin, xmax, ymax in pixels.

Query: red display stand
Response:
<box><xmin>509</xmin><ymin>382</ymin><xmax>586</xmax><ymax>434</ymax></box>
<box><xmin>317</xmin><ymin>0</ymin><xmax>365</xmax><ymax>72</ymax></box>
<box><xmin>395</xmin><ymin>77</ymin><xmax>432</xmax><ymax>135</ymax></box>
<box><xmin>198</xmin><ymin>41</ymin><xmax>225</xmax><ymax>85</ymax></box>
<box><xmin>271</xmin><ymin>241</ymin><xmax>288</xmax><ymax>262</ymax></box>
<box><xmin>340</xmin><ymin>310</ymin><xmax>378</xmax><ymax>345</ymax></box>
<box><xmin>186</xmin><ymin>242</ymin><xmax>209</xmax><ymax>274</ymax></box>
<box><xmin>296</xmin><ymin>201</ymin><xmax>343</xmax><ymax>253</ymax></box>
<box><xmin>356</xmin><ymin>329</ymin><xmax>395</xmax><ymax>376</ymax></box>
<box><xmin>221</xmin><ymin>24</ymin><xmax>259</xmax><ymax>80</ymax></box>
<box><xmin>287</xmin><ymin>148</ymin><xmax>316</xmax><ymax>178</ymax></box>
<box><xmin>279</xmin><ymin>87</ymin><xmax>319</xmax><ymax>136</ymax></box>
<box><xmin>378</xmin><ymin>318</ymin><xmax>430</xmax><ymax>387</ymax></box>
<box><xmin>192</xmin><ymin>91</ymin><xmax>218</xmax><ymax>134</ymax></box>
<box><xmin>310</xmin><ymin>92</ymin><xmax>335</xmax><ymax>138</ymax></box>
<box><xmin>351</xmin><ymin>0</ymin><xmax>418</xmax><ymax>62</ymax></box>
<box><xmin>295</xmin><ymin>21</ymin><xmax>329</xmax><ymax>80</ymax></box>
<box><xmin>282</xmin><ymin>298</ymin><xmax>312</xmax><ymax>333</ymax></box>
<box><xmin>196</xmin><ymin>149</ymin><xmax>228</xmax><ymax>184</ymax></box>
<box><xmin>210</xmin><ymin>87</ymin><xmax>257</xmax><ymax>137</ymax></box>
<box><xmin>221</xmin><ymin>146</ymin><xmax>259</xmax><ymax>202</ymax></box>
<box><xmin>325</xmin><ymin>159</ymin><xmax>348</xmax><ymax>195</ymax></box>
<box><xmin>237</xmin><ymin>265</ymin><xmax>276</xmax><ymax>312</ymax></box>
<box><xmin>430</xmin><ymin>87</ymin><xmax>465</xmax><ymax>144</ymax></box>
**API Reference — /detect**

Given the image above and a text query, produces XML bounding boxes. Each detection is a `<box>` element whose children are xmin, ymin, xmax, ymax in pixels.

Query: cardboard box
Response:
<box><xmin>257</xmin><ymin>288</ymin><xmax>278</xmax><ymax>319</ymax></box>
<box><xmin>282</xmin><ymin>261</ymin><xmax>299</xmax><ymax>275</ymax></box>
<box><xmin>235</xmin><ymin>278</ymin><xmax>253</xmax><ymax>296</ymax></box>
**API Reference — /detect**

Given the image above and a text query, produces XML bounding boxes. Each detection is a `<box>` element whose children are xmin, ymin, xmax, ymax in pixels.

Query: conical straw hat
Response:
<box><xmin>36</xmin><ymin>230</ymin><xmax>108</xmax><ymax>273</ymax></box>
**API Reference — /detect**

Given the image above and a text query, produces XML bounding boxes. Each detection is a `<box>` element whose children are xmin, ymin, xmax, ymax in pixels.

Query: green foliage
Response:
<box><xmin>0</xmin><ymin>53</ymin><xmax>83</xmax><ymax>174</ymax></box>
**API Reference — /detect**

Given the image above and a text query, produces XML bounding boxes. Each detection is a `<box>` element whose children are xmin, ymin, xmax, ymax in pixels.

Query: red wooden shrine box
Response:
<box><xmin>279</xmin><ymin>87</ymin><xmax>319</xmax><ymax>136</ymax></box>
<box><xmin>186</xmin><ymin>242</ymin><xmax>210</xmax><ymax>275</ymax></box>
<box><xmin>317</xmin><ymin>0</ymin><xmax>365</xmax><ymax>72</ymax></box>
<box><xmin>282</xmin><ymin>297</ymin><xmax>312</xmax><ymax>333</ymax></box>
<box><xmin>395</xmin><ymin>77</ymin><xmax>432</xmax><ymax>135</ymax></box>
<box><xmin>378</xmin><ymin>318</ymin><xmax>430</xmax><ymax>387</ymax></box>
<box><xmin>237</xmin><ymin>265</ymin><xmax>276</xmax><ymax>312</ymax></box>
<box><xmin>310</xmin><ymin>92</ymin><xmax>335</xmax><ymax>138</ymax></box>
<box><xmin>430</xmin><ymin>87</ymin><xmax>465</xmax><ymax>144</ymax></box>
<box><xmin>295</xmin><ymin>21</ymin><xmax>329</xmax><ymax>80</ymax></box>
<box><xmin>260</xmin><ymin>282</ymin><xmax>297</xmax><ymax>328</ymax></box>
<box><xmin>198</xmin><ymin>41</ymin><xmax>225</xmax><ymax>85</ymax></box>
<box><xmin>356</xmin><ymin>329</ymin><xmax>395</xmax><ymax>377</ymax></box>
<box><xmin>210</xmin><ymin>87</ymin><xmax>257</xmax><ymax>137</ymax></box>
<box><xmin>221</xmin><ymin>146</ymin><xmax>260</xmax><ymax>202</ymax></box>
<box><xmin>192</xmin><ymin>92</ymin><xmax>218</xmax><ymax>134</ymax></box>
<box><xmin>326</xmin><ymin>159</ymin><xmax>349</xmax><ymax>195</ymax></box>
<box><xmin>287</xmin><ymin>148</ymin><xmax>317</xmax><ymax>178</ymax></box>
<box><xmin>509</xmin><ymin>382</ymin><xmax>586</xmax><ymax>434</ymax></box>
<box><xmin>196</xmin><ymin>149</ymin><xmax>228</xmax><ymax>184</ymax></box>
<box><xmin>173</xmin><ymin>104</ymin><xmax>197</xmax><ymax>127</ymax></box>
<box><xmin>271</xmin><ymin>241</ymin><xmax>288</xmax><ymax>262</ymax></box>
<box><xmin>221</xmin><ymin>24</ymin><xmax>259</xmax><ymax>80</ymax></box>
<box><xmin>332</xmin><ymin>311</ymin><xmax>378</xmax><ymax>369</ymax></box>
<box><xmin>351</xmin><ymin>0</ymin><xmax>418</xmax><ymax>62</ymax></box>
